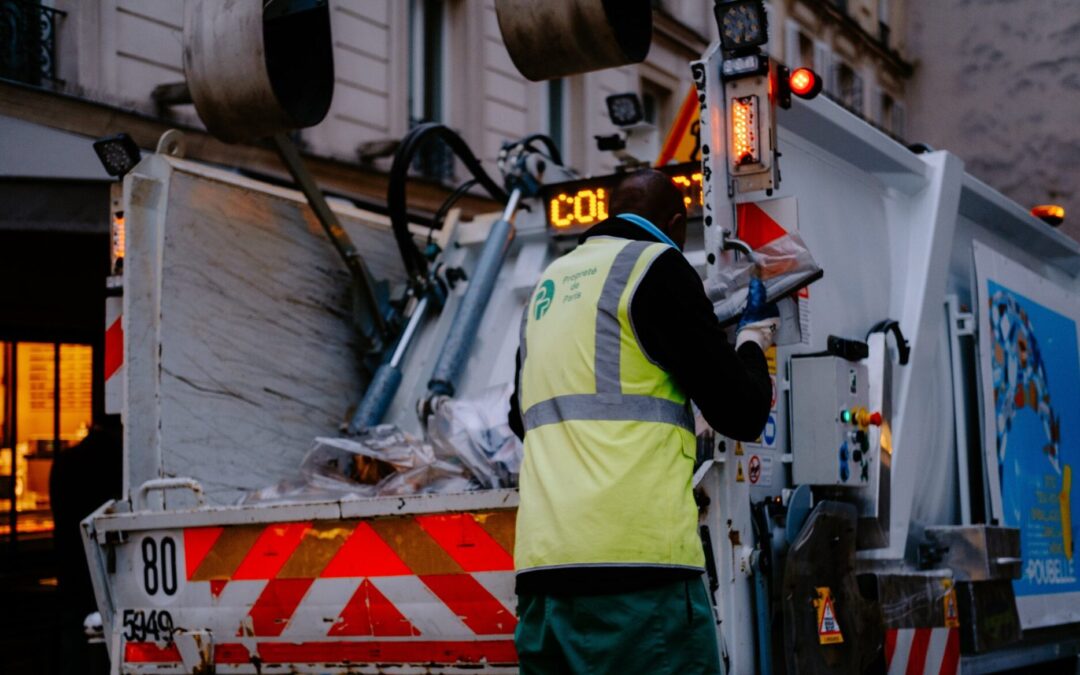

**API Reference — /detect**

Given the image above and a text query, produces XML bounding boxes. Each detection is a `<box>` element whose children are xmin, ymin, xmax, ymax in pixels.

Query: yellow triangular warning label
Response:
<box><xmin>944</xmin><ymin>582</ymin><xmax>960</xmax><ymax>628</ymax></box>
<box><xmin>735</xmin><ymin>442</ymin><xmax>745</xmax><ymax>456</ymax></box>
<box><xmin>736</xmin><ymin>460</ymin><xmax>746</xmax><ymax>482</ymax></box>
<box><xmin>815</xmin><ymin>587</ymin><xmax>843</xmax><ymax>644</ymax></box>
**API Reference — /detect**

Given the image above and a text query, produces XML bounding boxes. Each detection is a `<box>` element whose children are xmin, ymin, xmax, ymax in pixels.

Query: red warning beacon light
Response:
<box><xmin>774</xmin><ymin>65</ymin><xmax>823</xmax><ymax>109</ymax></box>
<box><xmin>789</xmin><ymin>67</ymin><xmax>822</xmax><ymax>99</ymax></box>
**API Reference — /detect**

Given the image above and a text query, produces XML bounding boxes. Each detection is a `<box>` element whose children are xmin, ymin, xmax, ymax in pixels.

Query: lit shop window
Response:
<box><xmin>1</xmin><ymin>342</ymin><xmax>92</xmax><ymax>539</ymax></box>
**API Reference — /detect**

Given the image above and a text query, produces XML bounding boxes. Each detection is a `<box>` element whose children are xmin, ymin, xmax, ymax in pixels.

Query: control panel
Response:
<box><xmin>791</xmin><ymin>354</ymin><xmax>881</xmax><ymax>487</ymax></box>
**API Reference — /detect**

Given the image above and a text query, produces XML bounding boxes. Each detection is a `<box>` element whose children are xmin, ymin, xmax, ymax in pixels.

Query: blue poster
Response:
<box><xmin>988</xmin><ymin>280</ymin><xmax>1078</xmax><ymax>596</ymax></box>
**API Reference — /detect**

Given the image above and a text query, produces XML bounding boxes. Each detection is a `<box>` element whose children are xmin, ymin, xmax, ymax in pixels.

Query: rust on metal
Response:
<box><xmin>190</xmin><ymin>524</ymin><xmax>265</xmax><ymax>580</ymax></box>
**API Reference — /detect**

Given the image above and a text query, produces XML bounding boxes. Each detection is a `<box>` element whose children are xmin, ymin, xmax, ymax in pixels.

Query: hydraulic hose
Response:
<box><xmin>387</xmin><ymin>123</ymin><xmax>508</xmax><ymax>284</ymax></box>
<box><xmin>516</xmin><ymin>133</ymin><xmax>564</xmax><ymax>167</ymax></box>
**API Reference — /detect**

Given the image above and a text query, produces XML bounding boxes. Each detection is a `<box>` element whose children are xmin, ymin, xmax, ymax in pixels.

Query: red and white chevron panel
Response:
<box><xmin>885</xmin><ymin>627</ymin><xmax>960</xmax><ymax>675</ymax></box>
<box><xmin>116</xmin><ymin>511</ymin><xmax>520</xmax><ymax>670</ymax></box>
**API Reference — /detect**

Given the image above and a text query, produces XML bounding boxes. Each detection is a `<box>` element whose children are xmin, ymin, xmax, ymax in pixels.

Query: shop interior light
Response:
<box><xmin>730</xmin><ymin>95</ymin><xmax>760</xmax><ymax>166</ymax></box>
<box><xmin>714</xmin><ymin>0</ymin><xmax>768</xmax><ymax>53</ymax></box>
<box><xmin>93</xmin><ymin>133</ymin><xmax>141</xmax><ymax>177</ymax></box>
<box><xmin>1031</xmin><ymin>204</ymin><xmax>1065</xmax><ymax>227</ymax></box>
<box><xmin>605</xmin><ymin>93</ymin><xmax>645</xmax><ymax>127</ymax></box>
<box><xmin>789</xmin><ymin>67</ymin><xmax>823</xmax><ymax>99</ymax></box>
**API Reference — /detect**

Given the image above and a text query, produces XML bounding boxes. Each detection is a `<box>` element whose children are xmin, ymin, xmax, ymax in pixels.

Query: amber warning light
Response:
<box><xmin>731</xmin><ymin>95</ymin><xmax>760</xmax><ymax>166</ymax></box>
<box><xmin>1031</xmin><ymin>204</ymin><xmax>1065</xmax><ymax>227</ymax></box>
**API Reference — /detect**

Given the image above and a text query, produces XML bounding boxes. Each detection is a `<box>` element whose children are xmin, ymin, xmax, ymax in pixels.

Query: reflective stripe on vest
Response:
<box><xmin>515</xmin><ymin>237</ymin><xmax>704</xmax><ymax>572</ymax></box>
<box><xmin>519</xmin><ymin>239</ymin><xmax>693</xmax><ymax>432</ymax></box>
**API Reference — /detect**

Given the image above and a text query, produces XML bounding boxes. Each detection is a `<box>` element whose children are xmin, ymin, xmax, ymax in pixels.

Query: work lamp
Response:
<box><xmin>715</xmin><ymin>0</ymin><xmax>769</xmax><ymax>53</ymax></box>
<box><xmin>605</xmin><ymin>93</ymin><xmax>645</xmax><ymax>127</ymax></box>
<box><xmin>93</xmin><ymin>133</ymin><xmax>141</xmax><ymax>177</ymax></box>
<box><xmin>721</xmin><ymin>53</ymin><xmax>766</xmax><ymax>80</ymax></box>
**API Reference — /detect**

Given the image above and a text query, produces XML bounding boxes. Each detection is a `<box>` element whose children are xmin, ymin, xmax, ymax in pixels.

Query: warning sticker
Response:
<box><xmin>762</xmin><ymin>413</ymin><xmax>777</xmax><ymax>448</ymax></box>
<box><xmin>748</xmin><ymin>455</ymin><xmax>773</xmax><ymax>487</ymax></box>
<box><xmin>747</xmin><ymin>413</ymin><xmax>778</xmax><ymax>449</ymax></box>
<box><xmin>943</xmin><ymin>580</ymin><xmax>960</xmax><ymax>628</ymax></box>
<box><xmin>798</xmin><ymin>288</ymin><xmax>811</xmax><ymax>345</ymax></box>
<box><xmin>735</xmin><ymin>442</ymin><xmax>745</xmax><ymax>456</ymax></box>
<box><xmin>736</xmin><ymin>460</ymin><xmax>746</xmax><ymax>483</ymax></box>
<box><xmin>748</xmin><ymin>455</ymin><xmax>761</xmax><ymax>484</ymax></box>
<box><xmin>815</xmin><ymin>587</ymin><xmax>843</xmax><ymax>645</ymax></box>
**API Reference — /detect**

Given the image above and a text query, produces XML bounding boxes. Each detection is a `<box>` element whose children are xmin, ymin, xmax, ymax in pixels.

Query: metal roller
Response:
<box><xmin>494</xmin><ymin>0</ymin><xmax>652</xmax><ymax>81</ymax></box>
<box><xmin>183</xmin><ymin>0</ymin><xmax>334</xmax><ymax>143</ymax></box>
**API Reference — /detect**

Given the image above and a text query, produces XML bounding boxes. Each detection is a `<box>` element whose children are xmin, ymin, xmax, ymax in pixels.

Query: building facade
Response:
<box><xmin>767</xmin><ymin>0</ymin><xmax>912</xmax><ymax>140</ymax></box>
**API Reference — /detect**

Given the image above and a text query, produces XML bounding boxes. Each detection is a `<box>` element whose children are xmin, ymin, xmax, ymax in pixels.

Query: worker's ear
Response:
<box><xmin>666</xmin><ymin>212</ymin><xmax>687</xmax><ymax>250</ymax></box>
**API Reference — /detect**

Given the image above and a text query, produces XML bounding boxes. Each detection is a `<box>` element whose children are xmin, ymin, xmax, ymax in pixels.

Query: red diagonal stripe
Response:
<box><xmin>329</xmin><ymin>578</ymin><xmax>420</xmax><ymax>637</ymax></box>
<box><xmin>321</xmin><ymin>521</ymin><xmax>411</xmax><ymax>578</ymax></box>
<box><xmin>243</xmin><ymin>578</ymin><xmax>313</xmax><ymax>637</ymax></box>
<box><xmin>885</xmin><ymin>628</ymin><xmax>898</xmax><ymax>668</ymax></box>
<box><xmin>232</xmin><ymin>523</ymin><xmax>310</xmax><ymax>580</ymax></box>
<box><xmin>737</xmin><ymin>202</ymin><xmax>787</xmax><ymax>250</ymax></box>
<box><xmin>104</xmin><ymin>318</ymin><xmax>123</xmax><ymax>380</ymax></box>
<box><xmin>938</xmin><ymin>629</ymin><xmax>960</xmax><ymax>675</ymax></box>
<box><xmin>415</xmin><ymin>514</ymin><xmax>514</xmax><ymax>572</ymax></box>
<box><xmin>184</xmin><ymin>526</ymin><xmax>224</xmax><ymax>580</ymax></box>
<box><xmin>248</xmin><ymin>640</ymin><xmax>518</xmax><ymax>665</ymax></box>
<box><xmin>657</xmin><ymin>86</ymin><xmax>698</xmax><ymax>166</ymax></box>
<box><xmin>125</xmin><ymin>642</ymin><xmax>181</xmax><ymax>663</ymax></box>
<box><xmin>420</xmin><ymin>574</ymin><xmax>517</xmax><ymax>635</ymax></box>
<box><xmin>906</xmin><ymin>627</ymin><xmax>931</xmax><ymax>675</ymax></box>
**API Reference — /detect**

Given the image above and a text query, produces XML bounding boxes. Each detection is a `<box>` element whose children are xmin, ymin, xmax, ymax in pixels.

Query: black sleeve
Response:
<box><xmin>508</xmin><ymin>348</ymin><xmax>525</xmax><ymax>440</ymax></box>
<box><xmin>631</xmin><ymin>249</ymin><xmax>772</xmax><ymax>442</ymax></box>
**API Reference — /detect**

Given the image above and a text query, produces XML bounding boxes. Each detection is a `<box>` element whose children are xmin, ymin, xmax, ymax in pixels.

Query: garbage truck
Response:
<box><xmin>82</xmin><ymin>0</ymin><xmax>1080</xmax><ymax>672</ymax></box>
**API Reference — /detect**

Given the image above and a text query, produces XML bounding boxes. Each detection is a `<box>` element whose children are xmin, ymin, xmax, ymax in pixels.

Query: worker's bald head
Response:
<box><xmin>610</xmin><ymin>169</ymin><xmax>688</xmax><ymax>249</ymax></box>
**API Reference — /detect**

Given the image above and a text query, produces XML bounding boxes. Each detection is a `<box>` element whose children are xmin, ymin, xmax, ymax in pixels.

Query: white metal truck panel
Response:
<box><xmin>121</xmin><ymin>155</ymin><xmax>412</xmax><ymax>506</ymax></box>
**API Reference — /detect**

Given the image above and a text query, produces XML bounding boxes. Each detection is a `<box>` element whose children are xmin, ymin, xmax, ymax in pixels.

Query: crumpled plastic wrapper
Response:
<box><xmin>242</xmin><ymin>386</ymin><xmax>522</xmax><ymax>504</ymax></box>
<box><xmin>706</xmin><ymin>229</ymin><xmax>822</xmax><ymax>325</ymax></box>
<box><xmin>428</xmin><ymin>384</ymin><xmax>522</xmax><ymax>489</ymax></box>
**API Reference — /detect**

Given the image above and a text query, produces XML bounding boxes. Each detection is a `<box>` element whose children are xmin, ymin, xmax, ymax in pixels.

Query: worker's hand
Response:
<box><xmin>736</xmin><ymin>278</ymin><xmax>780</xmax><ymax>351</ymax></box>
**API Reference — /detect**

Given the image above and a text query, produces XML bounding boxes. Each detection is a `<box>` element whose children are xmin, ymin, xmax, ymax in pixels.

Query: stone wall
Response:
<box><xmin>906</xmin><ymin>0</ymin><xmax>1080</xmax><ymax>239</ymax></box>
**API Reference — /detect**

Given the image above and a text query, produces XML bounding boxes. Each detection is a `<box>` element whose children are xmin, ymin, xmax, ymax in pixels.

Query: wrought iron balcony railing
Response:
<box><xmin>0</xmin><ymin>0</ymin><xmax>65</xmax><ymax>86</ymax></box>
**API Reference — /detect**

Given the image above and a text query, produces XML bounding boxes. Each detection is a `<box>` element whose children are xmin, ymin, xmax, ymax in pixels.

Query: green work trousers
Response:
<box><xmin>514</xmin><ymin>578</ymin><xmax>723</xmax><ymax>675</ymax></box>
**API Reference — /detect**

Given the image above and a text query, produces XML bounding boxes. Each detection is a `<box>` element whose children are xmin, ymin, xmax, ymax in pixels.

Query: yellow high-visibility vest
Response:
<box><xmin>515</xmin><ymin>236</ymin><xmax>704</xmax><ymax>573</ymax></box>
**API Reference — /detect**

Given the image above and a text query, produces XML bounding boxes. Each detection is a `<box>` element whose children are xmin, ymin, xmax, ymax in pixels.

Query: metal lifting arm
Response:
<box><xmin>426</xmin><ymin>189</ymin><xmax>523</xmax><ymax>399</ymax></box>
<box><xmin>272</xmin><ymin>133</ymin><xmax>388</xmax><ymax>353</ymax></box>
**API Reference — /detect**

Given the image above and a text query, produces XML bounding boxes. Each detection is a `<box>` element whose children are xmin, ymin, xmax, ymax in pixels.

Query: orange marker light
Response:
<box><xmin>1032</xmin><ymin>204</ymin><xmax>1065</xmax><ymax>226</ymax></box>
<box><xmin>112</xmin><ymin>212</ymin><xmax>126</xmax><ymax>261</ymax></box>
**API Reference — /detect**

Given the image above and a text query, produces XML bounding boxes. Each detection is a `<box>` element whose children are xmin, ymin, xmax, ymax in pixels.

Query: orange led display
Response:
<box><xmin>550</xmin><ymin>188</ymin><xmax>609</xmax><ymax>230</ymax></box>
<box><xmin>671</xmin><ymin>173</ymin><xmax>704</xmax><ymax>210</ymax></box>
<box><xmin>542</xmin><ymin>163</ymin><xmax>705</xmax><ymax>234</ymax></box>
